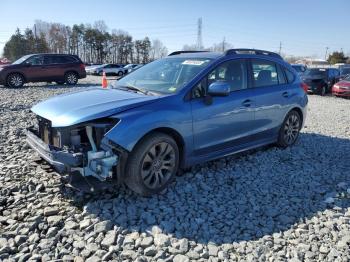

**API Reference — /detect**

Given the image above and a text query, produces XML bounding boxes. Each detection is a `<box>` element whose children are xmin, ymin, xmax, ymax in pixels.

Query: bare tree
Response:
<box><xmin>150</xmin><ymin>39</ymin><xmax>168</xmax><ymax>60</ymax></box>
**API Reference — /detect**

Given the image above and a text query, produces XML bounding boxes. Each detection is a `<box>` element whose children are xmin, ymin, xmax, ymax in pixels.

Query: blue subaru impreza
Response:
<box><xmin>27</xmin><ymin>49</ymin><xmax>308</xmax><ymax>196</ymax></box>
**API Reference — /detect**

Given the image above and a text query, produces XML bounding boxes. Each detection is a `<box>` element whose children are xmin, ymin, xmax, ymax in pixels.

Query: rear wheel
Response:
<box><xmin>7</xmin><ymin>73</ymin><xmax>24</xmax><ymax>88</ymax></box>
<box><xmin>65</xmin><ymin>72</ymin><xmax>78</xmax><ymax>85</ymax></box>
<box><xmin>320</xmin><ymin>85</ymin><xmax>326</xmax><ymax>96</ymax></box>
<box><xmin>277</xmin><ymin>110</ymin><xmax>301</xmax><ymax>148</ymax></box>
<box><xmin>117</xmin><ymin>71</ymin><xmax>123</xmax><ymax>76</ymax></box>
<box><xmin>124</xmin><ymin>132</ymin><xmax>179</xmax><ymax>196</ymax></box>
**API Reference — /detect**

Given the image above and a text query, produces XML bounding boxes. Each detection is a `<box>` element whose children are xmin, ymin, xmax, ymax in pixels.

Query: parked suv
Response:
<box><xmin>26</xmin><ymin>49</ymin><xmax>308</xmax><ymax>196</ymax></box>
<box><xmin>0</xmin><ymin>54</ymin><xmax>86</xmax><ymax>88</ymax></box>
<box><xmin>302</xmin><ymin>68</ymin><xmax>340</xmax><ymax>95</ymax></box>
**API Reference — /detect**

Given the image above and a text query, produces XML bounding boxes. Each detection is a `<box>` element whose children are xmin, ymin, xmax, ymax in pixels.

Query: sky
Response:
<box><xmin>1</xmin><ymin>0</ymin><xmax>349</xmax><ymax>58</ymax></box>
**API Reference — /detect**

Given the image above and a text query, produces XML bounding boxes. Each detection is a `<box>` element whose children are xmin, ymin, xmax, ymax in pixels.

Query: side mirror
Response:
<box><xmin>207</xmin><ymin>81</ymin><xmax>230</xmax><ymax>97</ymax></box>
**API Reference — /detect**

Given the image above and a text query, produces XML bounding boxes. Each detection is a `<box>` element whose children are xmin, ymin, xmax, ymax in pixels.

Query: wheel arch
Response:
<box><xmin>132</xmin><ymin>127</ymin><xmax>186</xmax><ymax>168</ymax></box>
<box><xmin>6</xmin><ymin>72</ymin><xmax>27</xmax><ymax>83</ymax></box>
<box><xmin>290</xmin><ymin>107</ymin><xmax>303</xmax><ymax>125</ymax></box>
<box><xmin>64</xmin><ymin>70</ymin><xmax>79</xmax><ymax>77</ymax></box>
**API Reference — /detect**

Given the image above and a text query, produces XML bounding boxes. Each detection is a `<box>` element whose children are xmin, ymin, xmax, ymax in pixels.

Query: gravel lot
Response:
<box><xmin>0</xmin><ymin>76</ymin><xmax>349</xmax><ymax>261</ymax></box>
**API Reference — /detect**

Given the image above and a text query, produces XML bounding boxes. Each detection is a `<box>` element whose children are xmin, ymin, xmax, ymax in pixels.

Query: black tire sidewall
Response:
<box><xmin>7</xmin><ymin>73</ymin><xmax>24</xmax><ymax>88</ymax></box>
<box><xmin>277</xmin><ymin>110</ymin><xmax>301</xmax><ymax>148</ymax></box>
<box><xmin>124</xmin><ymin>133</ymin><xmax>179</xmax><ymax>196</ymax></box>
<box><xmin>118</xmin><ymin>71</ymin><xmax>123</xmax><ymax>76</ymax></box>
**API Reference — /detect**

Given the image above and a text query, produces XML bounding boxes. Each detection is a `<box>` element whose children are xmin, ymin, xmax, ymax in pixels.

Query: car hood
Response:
<box><xmin>337</xmin><ymin>80</ymin><xmax>350</xmax><ymax>87</ymax></box>
<box><xmin>31</xmin><ymin>87</ymin><xmax>159</xmax><ymax>127</ymax></box>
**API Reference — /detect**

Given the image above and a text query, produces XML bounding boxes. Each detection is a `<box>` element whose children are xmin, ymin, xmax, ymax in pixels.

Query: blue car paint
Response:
<box><xmin>32</xmin><ymin>52</ymin><xmax>308</xmax><ymax>168</ymax></box>
<box><xmin>31</xmin><ymin>87</ymin><xmax>160</xmax><ymax>127</ymax></box>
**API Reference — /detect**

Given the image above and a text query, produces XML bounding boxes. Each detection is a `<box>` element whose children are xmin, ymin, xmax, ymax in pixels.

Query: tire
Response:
<box><xmin>98</xmin><ymin>71</ymin><xmax>103</xmax><ymax>76</ymax></box>
<box><xmin>124</xmin><ymin>132</ymin><xmax>179</xmax><ymax>196</ymax></box>
<box><xmin>65</xmin><ymin>72</ymin><xmax>78</xmax><ymax>85</ymax></box>
<box><xmin>320</xmin><ymin>85</ymin><xmax>326</xmax><ymax>96</ymax></box>
<box><xmin>277</xmin><ymin>110</ymin><xmax>301</xmax><ymax>148</ymax></box>
<box><xmin>117</xmin><ymin>71</ymin><xmax>123</xmax><ymax>77</ymax></box>
<box><xmin>7</xmin><ymin>73</ymin><xmax>25</xmax><ymax>88</ymax></box>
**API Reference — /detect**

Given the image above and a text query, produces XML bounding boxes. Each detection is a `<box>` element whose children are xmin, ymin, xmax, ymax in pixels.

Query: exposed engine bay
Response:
<box><xmin>28</xmin><ymin>116</ymin><xmax>125</xmax><ymax>181</ymax></box>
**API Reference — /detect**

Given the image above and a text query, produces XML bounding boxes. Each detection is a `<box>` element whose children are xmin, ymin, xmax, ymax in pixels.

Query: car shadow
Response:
<box><xmin>58</xmin><ymin>132</ymin><xmax>350</xmax><ymax>245</ymax></box>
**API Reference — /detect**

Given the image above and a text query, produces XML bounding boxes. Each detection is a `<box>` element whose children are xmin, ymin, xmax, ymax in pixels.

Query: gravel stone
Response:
<box><xmin>101</xmin><ymin>230</ymin><xmax>117</xmax><ymax>247</ymax></box>
<box><xmin>144</xmin><ymin>245</ymin><xmax>158</xmax><ymax>256</ymax></box>
<box><xmin>173</xmin><ymin>254</ymin><xmax>190</xmax><ymax>262</ymax></box>
<box><xmin>94</xmin><ymin>220</ymin><xmax>113</xmax><ymax>233</ymax></box>
<box><xmin>140</xmin><ymin>236</ymin><xmax>154</xmax><ymax>248</ymax></box>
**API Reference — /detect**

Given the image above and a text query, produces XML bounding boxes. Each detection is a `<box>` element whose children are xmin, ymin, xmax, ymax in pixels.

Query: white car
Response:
<box><xmin>86</xmin><ymin>64</ymin><xmax>125</xmax><ymax>76</ymax></box>
<box><xmin>123</xmin><ymin>64</ymin><xmax>140</xmax><ymax>74</ymax></box>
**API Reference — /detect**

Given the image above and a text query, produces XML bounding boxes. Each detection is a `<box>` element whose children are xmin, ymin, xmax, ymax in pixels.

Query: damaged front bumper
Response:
<box><xmin>26</xmin><ymin>127</ymin><xmax>122</xmax><ymax>181</ymax></box>
<box><xmin>26</xmin><ymin>128</ymin><xmax>83</xmax><ymax>173</ymax></box>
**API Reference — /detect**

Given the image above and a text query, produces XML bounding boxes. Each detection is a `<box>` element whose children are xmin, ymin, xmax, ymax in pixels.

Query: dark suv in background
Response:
<box><xmin>302</xmin><ymin>68</ymin><xmax>339</xmax><ymax>95</ymax></box>
<box><xmin>0</xmin><ymin>54</ymin><xmax>86</xmax><ymax>88</ymax></box>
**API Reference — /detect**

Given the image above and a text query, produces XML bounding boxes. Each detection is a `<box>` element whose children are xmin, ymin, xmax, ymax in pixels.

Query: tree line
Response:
<box><xmin>3</xmin><ymin>20</ymin><xmax>168</xmax><ymax>64</ymax></box>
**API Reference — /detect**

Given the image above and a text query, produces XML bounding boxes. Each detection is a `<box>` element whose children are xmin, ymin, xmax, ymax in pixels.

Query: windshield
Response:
<box><xmin>304</xmin><ymin>68</ymin><xmax>327</xmax><ymax>77</ymax></box>
<box><xmin>12</xmin><ymin>55</ymin><xmax>32</xmax><ymax>65</ymax></box>
<box><xmin>112</xmin><ymin>57</ymin><xmax>212</xmax><ymax>94</ymax></box>
<box><xmin>341</xmin><ymin>68</ymin><xmax>350</xmax><ymax>75</ymax></box>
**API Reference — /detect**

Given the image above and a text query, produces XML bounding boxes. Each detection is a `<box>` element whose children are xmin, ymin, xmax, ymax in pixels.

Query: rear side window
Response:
<box><xmin>44</xmin><ymin>56</ymin><xmax>76</xmax><ymax>64</ymax></box>
<box><xmin>251</xmin><ymin>59</ymin><xmax>278</xmax><ymax>87</ymax></box>
<box><xmin>284</xmin><ymin>68</ymin><xmax>295</xmax><ymax>83</ymax></box>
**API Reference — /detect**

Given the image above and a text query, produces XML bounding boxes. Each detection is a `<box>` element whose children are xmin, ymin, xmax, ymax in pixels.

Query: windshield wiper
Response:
<box><xmin>114</xmin><ymin>85</ymin><xmax>149</xmax><ymax>95</ymax></box>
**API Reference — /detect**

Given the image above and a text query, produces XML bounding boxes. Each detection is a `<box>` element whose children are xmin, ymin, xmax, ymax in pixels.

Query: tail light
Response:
<box><xmin>80</xmin><ymin>63</ymin><xmax>85</xmax><ymax>70</ymax></box>
<box><xmin>300</xmin><ymin>82</ymin><xmax>308</xmax><ymax>93</ymax></box>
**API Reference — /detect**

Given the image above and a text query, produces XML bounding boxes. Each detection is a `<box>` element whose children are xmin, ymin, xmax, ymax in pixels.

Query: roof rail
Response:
<box><xmin>225</xmin><ymin>49</ymin><xmax>283</xmax><ymax>60</ymax></box>
<box><xmin>168</xmin><ymin>50</ymin><xmax>208</xmax><ymax>56</ymax></box>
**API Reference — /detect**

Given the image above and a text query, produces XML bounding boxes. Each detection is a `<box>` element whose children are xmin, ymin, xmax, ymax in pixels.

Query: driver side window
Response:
<box><xmin>192</xmin><ymin>59</ymin><xmax>247</xmax><ymax>98</ymax></box>
<box><xmin>26</xmin><ymin>56</ymin><xmax>44</xmax><ymax>65</ymax></box>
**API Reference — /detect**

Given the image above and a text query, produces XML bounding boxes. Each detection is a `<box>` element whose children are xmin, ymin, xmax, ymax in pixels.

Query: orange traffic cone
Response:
<box><xmin>102</xmin><ymin>72</ymin><xmax>108</xmax><ymax>88</ymax></box>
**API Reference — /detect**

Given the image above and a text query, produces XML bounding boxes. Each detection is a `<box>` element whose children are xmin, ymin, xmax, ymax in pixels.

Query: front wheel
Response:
<box><xmin>124</xmin><ymin>133</ymin><xmax>179</xmax><ymax>196</ymax></box>
<box><xmin>65</xmin><ymin>72</ymin><xmax>78</xmax><ymax>85</ymax></box>
<box><xmin>320</xmin><ymin>85</ymin><xmax>326</xmax><ymax>96</ymax></box>
<box><xmin>117</xmin><ymin>71</ymin><xmax>123</xmax><ymax>76</ymax></box>
<box><xmin>7</xmin><ymin>73</ymin><xmax>25</xmax><ymax>88</ymax></box>
<box><xmin>277</xmin><ymin>110</ymin><xmax>301</xmax><ymax>148</ymax></box>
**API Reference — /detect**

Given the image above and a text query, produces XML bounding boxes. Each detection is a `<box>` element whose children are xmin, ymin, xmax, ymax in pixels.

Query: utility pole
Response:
<box><xmin>222</xmin><ymin>37</ymin><xmax>226</xmax><ymax>52</ymax></box>
<box><xmin>34</xmin><ymin>24</ymin><xmax>38</xmax><ymax>51</ymax></box>
<box><xmin>325</xmin><ymin>47</ymin><xmax>329</xmax><ymax>60</ymax></box>
<box><xmin>196</xmin><ymin>18</ymin><xmax>203</xmax><ymax>51</ymax></box>
<box><xmin>278</xmin><ymin>41</ymin><xmax>282</xmax><ymax>55</ymax></box>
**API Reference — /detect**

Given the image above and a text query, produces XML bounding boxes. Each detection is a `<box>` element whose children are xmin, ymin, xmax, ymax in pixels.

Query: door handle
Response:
<box><xmin>282</xmin><ymin>91</ymin><xmax>289</xmax><ymax>98</ymax></box>
<box><xmin>242</xmin><ymin>99</ymin><xmax>252</xmax><ymax>107</ymax></box>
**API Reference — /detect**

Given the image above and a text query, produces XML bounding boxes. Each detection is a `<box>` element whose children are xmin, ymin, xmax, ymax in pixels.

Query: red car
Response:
<box><xmin>332</xmin><ymin>75</ymin><xmax>350</xmax><ymax>98</ymax></box>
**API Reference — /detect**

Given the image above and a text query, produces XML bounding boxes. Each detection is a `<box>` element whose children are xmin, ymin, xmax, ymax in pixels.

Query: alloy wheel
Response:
<box><xmin>9</xmin><ymin>74</ymin><xmax>23</xmax><ymax>87</ymax></box>
<box><xmin>141</xmin><ymin>142</ymin><xmax>176</xmax><ymax>189</ymax></box>
<box><xmin>283</xmin><ymin>113</ymin><xmax>300</xmax><ymax>145</ymax></box>
<box><xmin>66</xmin><ymin>73</ymin><xmax>77</xmax><ymax>84</ymax></box>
